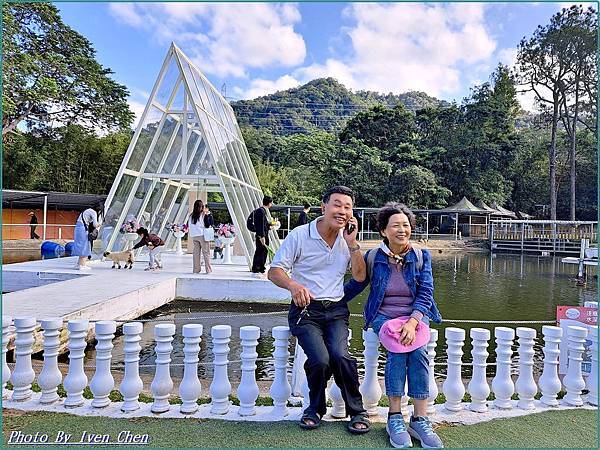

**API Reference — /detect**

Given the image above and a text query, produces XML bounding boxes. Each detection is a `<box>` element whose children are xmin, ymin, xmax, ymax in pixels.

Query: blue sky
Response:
<box><xmin>57</xmin><ymin>2</ymin><xmax>592</xmax><ymax>124</ymax></box>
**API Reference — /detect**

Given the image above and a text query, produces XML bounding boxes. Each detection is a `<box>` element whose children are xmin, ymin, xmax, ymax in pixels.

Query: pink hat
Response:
<box><xmin>378</xmin><ymin>317</ymin><xmax>431</xmax><ymax>353</ymax></box>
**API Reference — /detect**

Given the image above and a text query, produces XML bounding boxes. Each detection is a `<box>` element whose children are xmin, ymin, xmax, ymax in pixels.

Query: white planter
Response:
<box><xmin>173</xmin><ymin>230</ymin><xmax>186</xmax><ymax>255</ymax></box>
<box><xmin>123</xmin><ymin>232</ymin><xmax>139</xmax><ymax>250</ymax></box>
<box><xmin>220</xmin><ymin>236</ymin><xmax>235</xmax><ymax>264</ymax></box>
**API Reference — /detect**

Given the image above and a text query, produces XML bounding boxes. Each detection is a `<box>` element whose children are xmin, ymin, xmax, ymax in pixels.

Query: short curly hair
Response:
<box><xmin>376</xmin><ymin>202</ymin><xmax>416</xmax><ymax>240</ymax></box>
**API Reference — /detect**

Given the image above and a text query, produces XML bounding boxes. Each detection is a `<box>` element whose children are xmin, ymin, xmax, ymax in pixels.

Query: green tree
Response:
<box><xmin>2</xmin><ymin>3</ymin><xmax>133</xmax><ymax>135</ymax></box>
<box><xmin>339</xmin><ymin>104</ymin><xmax>417</xmax><ymax>150</ymax></box>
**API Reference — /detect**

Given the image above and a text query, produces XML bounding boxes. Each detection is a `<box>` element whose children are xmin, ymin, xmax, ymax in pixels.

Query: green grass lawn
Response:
<box><xmin>2</xmin><ymin>408</ymin><xmax>597</xmax><ymax>448</ymax></box>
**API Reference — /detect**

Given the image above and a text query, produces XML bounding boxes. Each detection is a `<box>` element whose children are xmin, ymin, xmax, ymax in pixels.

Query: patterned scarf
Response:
<box><xmin>379</xmin><ymin>241</ymin><xmax>412</xmax><ymax>265</ymax></box>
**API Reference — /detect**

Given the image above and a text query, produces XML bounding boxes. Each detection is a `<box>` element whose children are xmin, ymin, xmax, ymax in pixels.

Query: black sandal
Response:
<box><xmin>348</xmin><ymin>412</ymin><xmax>371</xmax><ymax>434</ymax></box>
<box><xmin>299</xmin><ymin>411</ymin><xmax>322</xmax><ymax>430</ymax></box>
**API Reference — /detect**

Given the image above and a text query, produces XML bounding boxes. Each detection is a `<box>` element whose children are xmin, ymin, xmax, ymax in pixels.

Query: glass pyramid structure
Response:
<box><xmin>102</xmin><ymin>43</ymin><xmax>278</xmax><ymax>266</ymax></box>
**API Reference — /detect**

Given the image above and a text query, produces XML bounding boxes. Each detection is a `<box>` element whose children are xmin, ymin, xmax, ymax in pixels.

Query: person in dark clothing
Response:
<box><xmin>28</xmin><ymin>211</ymin><xmax>40</xmax><ymax>239</ymax></box>
<box><xmin>133</xmin><ymin>227</ymin><xmax>165</xmax><ymax>271</ymax></box>
<box><xmin>297</xmin><ymin>203</ymin><xmax>311</xmax><ymax>227</ymax></box>
<box><xmin>251</xmin><ymin>195</ymin><xmax>273</xmax><ymax>274</ymax></box>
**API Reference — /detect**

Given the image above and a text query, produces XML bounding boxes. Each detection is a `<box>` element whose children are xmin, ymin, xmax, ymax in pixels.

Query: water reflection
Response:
<box><xmin>97</xmin><ymin>253</ymin><xmax>596</xmax><ymax>379</ymax></box>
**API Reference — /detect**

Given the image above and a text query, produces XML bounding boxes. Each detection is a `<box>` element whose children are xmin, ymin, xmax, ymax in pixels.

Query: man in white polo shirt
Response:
<box><xmin>268</xmin><ymin>186</ymin><xmax>370</xmax><ymax>433</ymax></box>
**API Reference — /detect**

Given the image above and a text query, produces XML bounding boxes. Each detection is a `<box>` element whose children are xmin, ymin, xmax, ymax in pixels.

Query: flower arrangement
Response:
<box><xmin>216</xmin><ymin>223</ymin><xmax>236</xmax><ymax>238</ymax></box>
<box><xmin>269</xmin><ymin>218</ymin><xmax>281</xmax><ymax>231</ymax></box>
<box><xmin>165</xmin><ymin>223</ymin><xmax>189</xmax><ymax>234</ymax></box>
<box><xmin>120</xmin><ymin>219</ymin><xmax>140</xmax><ymax>234</ymax></box>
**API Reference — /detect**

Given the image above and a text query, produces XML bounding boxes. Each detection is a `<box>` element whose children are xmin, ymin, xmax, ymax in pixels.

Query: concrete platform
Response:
<box><xmin>2</xmin><ymin>252</ymin><xmax>290</xmax><ymax>323</ymax></box>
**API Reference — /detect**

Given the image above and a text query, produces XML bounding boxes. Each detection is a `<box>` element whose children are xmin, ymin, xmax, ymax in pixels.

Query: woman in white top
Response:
<box><xmin>73</xmin><ymin>202</ymin><xmax>103</xmax><ymax>270</ymax></box>
<box><xmin>188</xmin><ymin>200</ymin><xmax>214</xmax><ymax>274</ymax></box>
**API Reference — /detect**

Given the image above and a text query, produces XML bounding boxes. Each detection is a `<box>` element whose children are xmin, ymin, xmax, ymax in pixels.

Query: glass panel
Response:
<box><xmin>186</xmin><ymin>128</ymin><xmax>200</xmax><ymax>167</ymax></box>
<box><xmin>150</xmin><ymin>184</ymin><xmax>177</xmax><ymax>235</ymax></box>
<box><xmin>155</xmin><ymin>57</ymin><xmax>179</xmax><ymax>109</ymax></box>
<box><xmin>126</xmin><ymin>106</ymin><xmax>163</xmax><ymax>172</ymax></box>
<box><xmin>179</xmin><ymin>59</ymin><xmax>204</xmax><ymax>111</ymax></box>
<box><xmin>168</xmin><ymin>80</ymin><xmax>185</xmax><ymax>111</ymax></box>
<box><xmin>123</xmin><ymin>178</ymin><xmax>153</xmax><ymax>227</ymax></box>
<box><xmin>146</xmin><ymin>115</ymin><xmax>180</xmax><ymax>173</ymax></box>
<box><xmin>162</xmin><ymin>120</ymin><xmax>185</xmax><ymax>174</ymax></box>
<box><xmin>190</xmin><ymin>69</ymin><xmax>210</xmax><ymax>111</ymax></box>
<box><xmin>166</xmin><ymin>189</ymin><xmax>186</xmax><ymax>226</ymax></box>
<box><xmin>141</xmin><ymin>182</ymin><xmax>167</xmax><ymax>230</ymax></box>
<box><xmin>102</xmin><ymin>174</ymin><xmax>136</xmax><ymax>251</ymax></box>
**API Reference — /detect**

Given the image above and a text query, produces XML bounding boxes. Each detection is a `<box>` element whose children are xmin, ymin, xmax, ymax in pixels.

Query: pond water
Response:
<box><xmin>84</xmin><ymin>252</ymin><xmax>596</xmax><ymax>380</ymax></box>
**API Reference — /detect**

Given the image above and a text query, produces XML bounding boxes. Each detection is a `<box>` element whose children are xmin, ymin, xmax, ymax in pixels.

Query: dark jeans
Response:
<box><xmin>30</xmin><ymin>226</ymin><xmax>39</xmax><ymax>239</ymax></box>
<box><xmin>289</xmin><ymin>300</ymin><xmax>366</xmax><ymax>418</ymax></box>
<box><xmin>251</xmin><ymin>235</ymin><xmax>268</xmax><ymax>272</ymax></box>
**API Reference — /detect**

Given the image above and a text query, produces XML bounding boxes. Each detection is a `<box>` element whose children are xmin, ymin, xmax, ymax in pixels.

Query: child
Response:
<box><xmin>133</xmin><ymin>227</ymin><xmax>165</xmax><ymax>271</ymax></box>
<box><xmin>213</xmin><ymin>236</ymin><xmax>224</xmax><ymax>259</ymax></box>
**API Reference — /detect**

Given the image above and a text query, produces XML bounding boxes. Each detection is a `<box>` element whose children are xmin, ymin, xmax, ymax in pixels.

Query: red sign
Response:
<box><xmin>556</xmin><ymin>306</ymin><xmax>598</xmax><ymax>326</ymax></box>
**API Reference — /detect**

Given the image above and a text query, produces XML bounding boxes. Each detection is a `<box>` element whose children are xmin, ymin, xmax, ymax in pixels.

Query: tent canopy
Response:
<box><xmin>439</xmin><ymin>197</ymin><xmax>488</xmax><ymax>214</ymax></box>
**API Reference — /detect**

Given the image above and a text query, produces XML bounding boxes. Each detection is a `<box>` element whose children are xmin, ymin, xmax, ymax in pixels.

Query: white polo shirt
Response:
<box><xmin>270</xmin><ymin>217</ymin><xmax>351</xmax><ymax>302</ymax></box>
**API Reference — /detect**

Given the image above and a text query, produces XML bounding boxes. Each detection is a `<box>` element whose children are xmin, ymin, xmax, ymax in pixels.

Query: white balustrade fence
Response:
<box><xmin>2</xmin><ymin>315</ymin><xmax>597</xmax><ymax>420</ymax></box>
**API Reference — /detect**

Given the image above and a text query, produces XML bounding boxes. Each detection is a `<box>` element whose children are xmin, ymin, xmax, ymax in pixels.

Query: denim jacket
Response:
<box><xmin>343</xmin><ymin>247</ymin><xmax>442</xmax><ymax>330</ymax></box>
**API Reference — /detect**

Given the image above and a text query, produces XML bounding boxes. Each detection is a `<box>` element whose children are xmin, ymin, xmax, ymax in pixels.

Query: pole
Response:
<box><xmin>43</xmin><ymin>195</ymin><xmax>48</xmax><ymax>240</ymax></box>
<box><xmin>360</xmin><ymin>209</ymin><xmax>365</xmax><ymax>241</ymax></box>
<box><xmin>521</xmin><ymin>222</ymin><xmax>525</xmax><ymax>252</ymax></box>
<box><xmin>426</xmin><ymin>212</ymin><xmax>429</xmax><ymax>241</ymax></box>
<box><xmin>287</xmin><ymin>208</ymin><xmax>290</xmax><ymax>237</ymax></box>
<box><xmin>455</xmin><ymin>213</ymin><xmax>459</xmax><ymax>241</ymax></box>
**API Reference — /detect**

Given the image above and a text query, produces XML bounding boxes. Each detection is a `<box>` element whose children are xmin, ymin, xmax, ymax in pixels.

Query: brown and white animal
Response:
<box><xmin>103</xmin><ymin>250</ymin><xmax>134</xmax><ymax>269</ymax></box>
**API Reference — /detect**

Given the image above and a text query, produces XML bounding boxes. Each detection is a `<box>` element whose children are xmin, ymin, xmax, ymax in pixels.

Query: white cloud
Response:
<box><xmin>235</xmin><ymin>3</ymin><xmax>497</xmax><ymax>99</ymax></box>
<box><xmin>233</xmin><ymin>74</ymin><xmax>301</xmax><ymax>99</ymax></box>
<box><xmin>128</xmin><ymin>99</ymin><xmax>147</xmax><ymax>129</ymax></box>
<box><xmin>109</xmin><ymin>2</ymin><xmax>306</xmax><ymax>79</ymax></box>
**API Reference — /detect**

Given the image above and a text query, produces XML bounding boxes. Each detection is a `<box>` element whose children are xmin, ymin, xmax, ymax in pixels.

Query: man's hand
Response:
<box><xmin>289</xmin><ymin>280</ymin><xmax>314</xmax><ymax>307</ymax></box>
<box><xmin>399</xmin><ymin>318</ymin><xmax>419</xmax><ymax>345</ymax></box>
<box><xmin>343</xmin><ymin>216</ymin><xmax>359</xmax><ymax>245</ymax></box>
<box><xmin>259</xmin><ymin>236</ymin><xmax>266</xmax><ymax>247</ymax></box>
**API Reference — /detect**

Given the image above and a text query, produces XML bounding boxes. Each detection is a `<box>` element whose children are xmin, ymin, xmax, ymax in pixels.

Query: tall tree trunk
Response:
<box><xmin>549</xmin><ymin>93</ymin><xmax>559</xmax><ymax>220</ymax></box>
<box><xmin>569</xmin><ymin>83</ymin><xmax>579</xmax><ymax>221</ymax></box>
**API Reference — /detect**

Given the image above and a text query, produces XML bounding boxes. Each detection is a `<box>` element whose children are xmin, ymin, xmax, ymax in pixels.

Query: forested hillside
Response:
<box><xmin>232</xmin><ymin>77</ymin><xmax>448</xmax><ymax>135</ymax></box>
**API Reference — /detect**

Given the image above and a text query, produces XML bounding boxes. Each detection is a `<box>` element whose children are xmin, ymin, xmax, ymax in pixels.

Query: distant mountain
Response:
<box><xmin>231</xmin><ymin>78</ymin><xmax>450</xmax><ymax>135</ymax></box>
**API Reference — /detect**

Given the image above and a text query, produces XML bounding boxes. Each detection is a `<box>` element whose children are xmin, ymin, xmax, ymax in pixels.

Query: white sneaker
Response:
<box><xmin>78</xmin><ymin>265</ymin><xmax>92</xmax><ymax>271</ymax></box>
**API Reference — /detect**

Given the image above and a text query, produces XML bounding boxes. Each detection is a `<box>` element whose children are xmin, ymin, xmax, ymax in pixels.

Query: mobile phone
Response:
<box><xmin>345</xmin><ymin>222</ymin><xmax>356</xmax><ymax>234</ymax></box>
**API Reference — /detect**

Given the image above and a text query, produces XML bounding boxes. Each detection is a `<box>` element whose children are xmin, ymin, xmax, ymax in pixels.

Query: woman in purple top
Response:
<box><xmin>344</xmin><ymin>203</ymin><xmax>443</xmax><ymax>449</ymax></box>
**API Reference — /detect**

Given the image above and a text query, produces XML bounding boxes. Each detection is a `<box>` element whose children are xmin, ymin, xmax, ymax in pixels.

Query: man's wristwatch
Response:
<box><xmin>348</xmin><ymin>243</ymin><xmax>361</xmax><ymax>253</ymax></box>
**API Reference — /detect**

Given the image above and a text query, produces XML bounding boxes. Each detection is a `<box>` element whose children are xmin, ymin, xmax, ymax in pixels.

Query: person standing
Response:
<box><xmin>73</xmin><ymin>202</ymin><xmax>103</xmax><ymax>270</ymax></box>
<box><xmin>28</xmin><ymin>211</ymin><xmax>40</xmax><ymax>239</ymax></box>
<box><xmin>297</xmin><ymin>202</ymin><xmax>311</xmax><ymax>227</ymax></box>
<box><xmin>188</xmin><ymin>199</ymin><xmax>214</xmax><ymax>274</ymax></box>
<box><xmin>251</xmin><ymin>195</ymin><xmax>273</xmax><ymax>274</ymax></box>
<box><xmin>268</xmin><ymin>186</ymin><xmax>370</xmax><ymax>433</ymax></box>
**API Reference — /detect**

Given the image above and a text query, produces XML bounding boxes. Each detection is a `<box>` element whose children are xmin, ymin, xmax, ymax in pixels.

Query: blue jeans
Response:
<box><xmin>371</xmin><ymin>313</ymin><xmax>430</xmax><ymax>399</ymax></box>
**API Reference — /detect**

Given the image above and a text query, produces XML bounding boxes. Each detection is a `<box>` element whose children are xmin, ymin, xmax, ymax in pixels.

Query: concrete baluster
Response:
<box><xmin>515</xmin><ymin>327</ymin><xmax>537</xmax><ymax>410</ymax></box>
<box><xmin>328</xmin><ymin>329</ymin><xmax>352</xmax><ymax>418</ymax></box>
<box><xmin>359</xmin><ymin>329</ymin><xmax>382</xmax><ymax>416</ymax></box>
<box><xmin>586</xmin><ymin>325</ymin><xmax>598</xmax><ymax>406</ymax></box>
<box><xmin>119</xmin><ymin>322</ymin><xmax>144</xmax><ymax>412</ymax></box>
<box><xmin>63</xmin><ymin>320</ymin><xmax>89</xmax><ymax>408</ymax></box>
<box><xmin>563</xmin><ymin>325</ymin><xmax>588</xmax><ymax>406</ymax></box>
<box><xmin>2</xmin><ymin>316</ymin><xmax>13</xmax><ymax>399</ymax></box>
<box><xmin>150</xmin><ymin>323</ymin><xmax>176</xmax><ymax>413</ymax></box>
<box><xmin>539</xmin><ymin>325</ymin><xmax>563</xmax><ymax>407</ymax></box>
<box><xmin>238</xmin><ymin>326</ymin><xmax>260</xmax><ymax>416</ymax></box>
<box><xmin>301</xmin><ymin>370</ymin><xmax>310</xmax><ymax>410</ymax></box>
<box><xmin>90</xmin><ymin>321</ymin><xmax>116</xmax><ymax>408</ymax></box>
<box><xmin>426</xmin><ymin>328</ymin><xmax>439</xmax><ymax>416</ymax></box>
<box><xmin>179</xmin><ymin>324</ymin><xmax>203</xmax><ymax>414</ymax></box>
<box><xmin>270</xmin><ymin>326</ymin><xmax>291</xmax><ymax>417</ymax></box>
<box><xmin>491</xmin><ymin>327</ymin><xmax>515</xmax><ymax>409</ymax></box>
<box><xmin>443</xmin><ymin>327</ymin><xmax>465</xmax><ymax>411</ymax></box>
<box><xmin>209</xmin><ymin>325</ymin><xmax>232</xmax><ymax>414</ymax></box>
<box><xmin>38</xmin><ymin>318</ymin><xmax>63</xmax><ymax>404</ymax></box>
<box><xmin>468</xmin><ymin>328</ymin><xmax>490</xmax><ymax>413</ymax></box>
<box><xmin>11</xmin><ymin>317</ymin><xmax>37</xmax><ymax>402</ymax></box>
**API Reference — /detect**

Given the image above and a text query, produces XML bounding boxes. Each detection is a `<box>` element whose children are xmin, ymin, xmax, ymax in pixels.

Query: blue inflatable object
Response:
<box><xmin>64</xmin><ymin>241</ymin><xmax>74</xmax><ymax>256</ymax></box>
<box><xmin>41</xmin><ymin>241</ymin><xmax>65</xmax><ymax>259</ymax></box>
